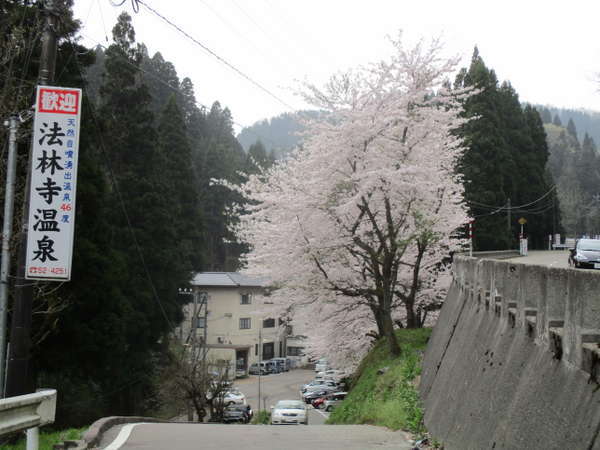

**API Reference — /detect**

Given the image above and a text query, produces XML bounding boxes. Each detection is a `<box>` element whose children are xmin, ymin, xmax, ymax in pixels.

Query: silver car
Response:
<box><xmin>323</xmin><ymin>391</ymin><xmax>347</xmax><ymax>412</ymax></box>
<box><xmin>570</xmin><ymin>239</ymin><xmax>600</xmax><ymax>269</ymax></box>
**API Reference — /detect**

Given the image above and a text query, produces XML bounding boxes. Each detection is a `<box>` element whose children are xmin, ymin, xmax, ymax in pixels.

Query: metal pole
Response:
<box><xmin>0</xmin><ymin>116</ymin><xmax>19</xmax><ymax>396</ymax></box>
<box><xmin>6</xmin><ymin>0</ymin><xmax>58</xmax><ymax>397</ymax></box>
<box><xmin>202</xmin><ymin>293</ymin><xmax>208</xmax><ymax>363</ymax></box>
<box><xmin>192</xmin><ymin>290</ymin><xmax>198</xmax><ymax>360</ymax></box>
<box><xmin>257</xmin><ymin>327</ymin><xmax>261</xmax><ymax>414</ymax></box>
<box><xmin>26</xmin><ymin>427</ymin><xmax>39</xmax><ymax>450</ymax></box>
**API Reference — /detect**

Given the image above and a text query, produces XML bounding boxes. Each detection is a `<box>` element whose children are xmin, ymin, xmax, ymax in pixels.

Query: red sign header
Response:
<box><xmin>38</xmin><ymin>88</ymin><xmax>80</xmax><ymax>115</ymax></box>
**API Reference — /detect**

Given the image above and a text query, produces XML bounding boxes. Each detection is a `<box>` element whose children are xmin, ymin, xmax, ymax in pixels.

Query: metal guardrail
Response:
<box><xmin>0</xmin><ymin>389</ymin><xmax>57</xmax><ymax>436</ymax></box>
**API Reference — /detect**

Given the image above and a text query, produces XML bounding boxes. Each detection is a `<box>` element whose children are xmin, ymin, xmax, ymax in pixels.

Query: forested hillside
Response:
<box><xmin>536</xmin><ymin>105</ymin><xmax>600</xmax><ymax>146</ymax></box>
<box><xmin>0</xmin><ymin>2</ymin><xmax>253</xmax><ymax>426</ymax></box>
<box><xmin>541</xmin><ymin>113</ymin><xmax>600</xmax><ymax>237</ymax></box>
<box><xmin>236</xmin><ymin>110</ymin><xmax>323</xmax><ymax>158</ymax></box>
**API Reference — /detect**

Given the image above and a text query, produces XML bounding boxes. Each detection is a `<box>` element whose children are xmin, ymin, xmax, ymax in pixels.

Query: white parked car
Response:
<box><xmin>223</xmin><ymin>388</ymin><xmax>246</xmax><ymax>406</ymax></box>
<box><xmin>270</xmin><ymin>400</ymin><xmax>308</xmax><ymax>425</ymax></box>
<box><xmin>301</xmin><ymin>379</ymin><xmax>338</xmax><ymax>394</ymax></box>
<box><xmin>317</xmin><ymin>369</ymin><xmax>346</xmax><ymax>381</ymax></box>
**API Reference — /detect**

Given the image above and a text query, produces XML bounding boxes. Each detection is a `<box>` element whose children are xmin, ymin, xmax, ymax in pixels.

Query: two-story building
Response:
<box><xmin>177</xmin><ymin>272</ymin><xmax>290</xmax><ymax>377</ymax></box>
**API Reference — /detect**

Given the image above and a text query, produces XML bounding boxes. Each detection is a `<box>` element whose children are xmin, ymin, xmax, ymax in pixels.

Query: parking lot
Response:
<box><xmin>234</xmin><ymin>368</ymin><xmax>330</xmax><ymax>425</ymax></box>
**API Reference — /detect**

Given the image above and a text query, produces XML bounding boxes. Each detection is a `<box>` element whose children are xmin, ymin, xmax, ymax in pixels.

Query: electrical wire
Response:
<box><xmin>467</xmin><ymin>185</ymin><xmax>556</xmax><ymax>212</ymax></box>
<box><xmin>78</xmin><ymin>32</ymin><xmax>282</xmax><ymax>150</ymax></box>
<box><xmin>133</xmin><ymin>0</ymin><xmax>297</xmax><ymax>111</ymax></box>
<box><xmin>96</xmin><ymin>0</ymin><xmax>110</xmax><ymax>43</ymax></box>
<box><xmin>230</xmin><ymin>0</ymin><xmax>304</xmax><ymax>79</ymax></box>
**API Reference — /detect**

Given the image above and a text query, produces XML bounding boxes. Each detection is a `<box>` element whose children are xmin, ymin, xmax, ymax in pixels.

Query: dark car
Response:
<box><xmin>570</xmin><ymin>238</ymin><xmax>600</xmax><ymax>269</ymax></box>
<box><xmin>302</xmin><ymin>387</ymin><xmax>336</xmax><ymax>404</ymax></box>
<box><xmin>222</xmin><ymin>404</ymin><xmax>253</xmax><ymax>424</ymax></box>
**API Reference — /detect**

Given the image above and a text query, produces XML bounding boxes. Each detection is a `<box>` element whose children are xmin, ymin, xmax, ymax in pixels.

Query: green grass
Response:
<box><xmin>327</xmin><ymin>328</ymin><xmax>431</xmax><ymax>434</ymax></box>
<box><xmin>0</xmin><ymin>427</ymin><xmax>86</xmax><ymax>450</ymax></box>
<box><xmin>251</xmin><ymin>410</ymin><xmax>271</xmax><ymax>425</ymax></box>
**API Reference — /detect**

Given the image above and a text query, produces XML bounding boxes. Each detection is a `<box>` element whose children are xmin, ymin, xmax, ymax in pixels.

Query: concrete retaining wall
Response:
<box><xmin>420</xmin><ymin>256</ymin><xmax>600</xmax><ymax>450</ymax></box>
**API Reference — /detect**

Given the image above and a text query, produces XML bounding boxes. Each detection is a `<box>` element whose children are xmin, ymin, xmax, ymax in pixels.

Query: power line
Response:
<box><xmin>79</xmin><ymin>32</ymin><xmax>281</xmax><ymax>149</ymax></box>
<box><xmin>134</xmin><ymin>0</ymin><xmax>297</xmax><ymax>111</ymax></box>
<box><xmin>467</xmin><ymin>185</ymin><xmax>557</xmax><ymax>212</ymax></box>
<box><xmin>196</xmin><ymin>0</ymin><xmax>288</xmax><ymax>81</ymax></box>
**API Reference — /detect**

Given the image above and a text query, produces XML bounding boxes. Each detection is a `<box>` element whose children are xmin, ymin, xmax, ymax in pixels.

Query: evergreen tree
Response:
<box><xmin>245</xmin><ymin>140</ymin><xmax>270</xmax><ymax>174</ymax></box>
<box><xmin>539</xmin><ymin>107</ymin><xmax>553</xmax><ymax>124</ymax></box>
<box><xmin>553</xmin><ymin>114</ymin><xmax>563</xmax><ymax>127</ymax></box>
<box><xmin>567</xmin><ymin>118</ymin><xmax>578</xmax><ymax>138</ymax></box>
<box><xmin>455</xmin><ymin>49</ymin><xmax>512</xmax><ymax>250</ymax></box>
<box><xmin>455</xmin><ymin>49</ymin><xmax>556</xmax><ymax>250</ymax></box>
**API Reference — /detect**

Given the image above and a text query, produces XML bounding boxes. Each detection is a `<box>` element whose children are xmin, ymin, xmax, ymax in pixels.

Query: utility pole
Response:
<box><xmin>5</xmin><ymin>0</ymin><xmax>59</xmax><ymax>397</ymax></box>
<box><xmin>0</xmin><ymin>116</ymin><xmax>19</xmax><ymax>396</ymax></box>
<box><xmin>201</xmin><ymin>293</ymin><xmax>208</xmax><ymax>364</ymax></box>
<box><xmin>257</xmin><ymin>327</ymin><xmax>262</xmax><ymax>413</ymax></box>
<box><xmin>507</xmin><ymin>197</ymin><xmax>511</xmax><ymax>246</ymax></box>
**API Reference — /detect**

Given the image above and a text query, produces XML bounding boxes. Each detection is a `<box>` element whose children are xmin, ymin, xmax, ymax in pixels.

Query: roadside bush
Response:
<box><xmin>251</xmin><ymin>410</ymin><xmax>271</xmax><ymax>424</ymax></box>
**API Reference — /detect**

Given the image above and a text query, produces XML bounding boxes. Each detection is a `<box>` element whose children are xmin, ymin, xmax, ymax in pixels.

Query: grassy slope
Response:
<box><xmin>1</xmin><ymin>428</ymin><xmax>86</xmax><ymax>450</ymax></box>
<box><xmin>327</xmin><ymin>328</ymin><xmax>431</xmax><ymax>434</ymax></box>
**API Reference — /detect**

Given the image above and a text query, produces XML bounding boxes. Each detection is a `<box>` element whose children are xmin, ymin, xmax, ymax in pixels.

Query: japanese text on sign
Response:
<box><xmin>25</xmin><ymin>86</ymin><xmax>82</xmax><ymax>281</ymax></box>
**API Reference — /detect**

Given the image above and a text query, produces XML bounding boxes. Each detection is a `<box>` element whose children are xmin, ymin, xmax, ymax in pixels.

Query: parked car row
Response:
<box><xmin>312</xmin><ymin>391</ymin><xmax>347</xmax><ymax>411</ymax></box>
<box><xmin>301</xmin><ymin>359</ymin><xmax>348</xmax><ymax>412</ymax></box>
<box><xmin>249</xmin><ymin>357</ymin><xmax>291</xmax><ymax>375</ymax></box>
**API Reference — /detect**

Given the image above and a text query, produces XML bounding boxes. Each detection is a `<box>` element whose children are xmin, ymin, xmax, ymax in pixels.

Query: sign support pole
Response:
<box><xmin>0</xmin><ymin>116</ymin><xmax>19</xmax><ymax>396</ymax></box>
<box><xmin>6</xmin><ymin>0</ymin><xmax>58</xmax><ymax>397</ymax></box>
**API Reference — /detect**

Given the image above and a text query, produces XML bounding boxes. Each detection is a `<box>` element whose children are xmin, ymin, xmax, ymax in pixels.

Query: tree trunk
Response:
<box><xmin>405</xmin><ymin>299</ymin><xmax>419</xmax><ymax>328</ymax></box>
<box><xmin>382</xmin><ymin>311</ymin><xmax>401</xmax><ymax>356</ymax></box>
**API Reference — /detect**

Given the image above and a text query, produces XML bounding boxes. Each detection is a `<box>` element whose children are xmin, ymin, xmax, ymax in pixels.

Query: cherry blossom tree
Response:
<box><xmin>227</xmin><ymin>35</ymin><xmax>471</xmax><ymax>364</ymax></box>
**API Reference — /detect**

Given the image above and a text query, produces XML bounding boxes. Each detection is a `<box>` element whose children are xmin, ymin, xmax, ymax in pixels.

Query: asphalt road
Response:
<box><xmin>504</xmin><ymin>249</ymin><xmax>570</xmax><ymax>268</ymax></box>
<box><xmin>235</xmin><ymin>368</ymin><xmax>329</xmax><ymax>425</ymax></box>
<box><xmin>102</xmin><ymin>423</ymin><xmax>413</xmax><ymax>450</ymax></box>
<box><xmin>99</xmin><ymin>369</ymin><xmax>404</xmax><ymax>449</ymax></box>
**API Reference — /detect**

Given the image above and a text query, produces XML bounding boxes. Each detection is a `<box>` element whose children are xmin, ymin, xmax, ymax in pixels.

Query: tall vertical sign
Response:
<box><xmin>25</xmin><ymin>86</ymin><xmax>81</xmax><ymax>281</ymax></box>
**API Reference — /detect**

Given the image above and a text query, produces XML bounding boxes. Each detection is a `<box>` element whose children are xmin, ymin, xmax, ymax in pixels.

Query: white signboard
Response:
<box><xmin>25</xmin><ymin>86</ymin><xmax>82</xmax><ymax>281</ymax></box>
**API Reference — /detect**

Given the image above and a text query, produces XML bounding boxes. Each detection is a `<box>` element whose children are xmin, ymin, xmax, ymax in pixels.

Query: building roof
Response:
<box><xmin>191</xmin><ymin>272</ymin><xmax>266</xmax><ymax>288</ymax></box>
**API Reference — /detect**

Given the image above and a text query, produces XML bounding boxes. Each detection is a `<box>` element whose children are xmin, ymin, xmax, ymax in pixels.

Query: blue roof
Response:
<box><xmin>191</xmin><ymin>272</ymin><xmax>266</xmax><ymax>288</ymax></box>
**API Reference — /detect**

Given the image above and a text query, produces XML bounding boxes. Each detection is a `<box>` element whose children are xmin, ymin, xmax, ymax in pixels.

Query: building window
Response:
<box><xmin>263</xmin><ymin>318</ymin><xmax>275</xmax><ymax>328</ymax></box>
<box><xmin>196</xmin><ymin>317</ymin><xmax>205</xmax><ymax>328</ymax></box>
<box><xmin>255</xmin><ymin>343</ymin><xmax>258</xmax><ymax>356</ymax></box>
<box><xmin>240</xmin><ymin>293</ymin><xmax>251</xmax><ymax>305</ymax></box>
<box><xmin>287</xmin><ymin>346</ymin><xmax>305</xmax><ymax>356</ymax></box>
<box><xmin>239</xmin><ymin>318</ymin><xmax>251</xmax><ymax>329</ymax></box>
<box><xmin>279</xmin><ymin>341</ymin><xmax>283</xmax><ymax>357</ymax></box>
<box><xmin>263</xmin><ymin>342</ymin><xmax>274</xmax><ymax>360</ymax></box>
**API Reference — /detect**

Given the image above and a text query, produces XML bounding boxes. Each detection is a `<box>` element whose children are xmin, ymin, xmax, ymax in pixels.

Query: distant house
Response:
<box><xmin>177</xmin><ymin>272</ymin><xmax>289</xmax><ymax>377</ymax></box>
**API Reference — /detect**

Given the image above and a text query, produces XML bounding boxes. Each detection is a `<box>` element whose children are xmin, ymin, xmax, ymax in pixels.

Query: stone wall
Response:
<box><xmin>420</xmin><ymin>256</ymin><xmax>600</xmax><ymax>450</ymax></box>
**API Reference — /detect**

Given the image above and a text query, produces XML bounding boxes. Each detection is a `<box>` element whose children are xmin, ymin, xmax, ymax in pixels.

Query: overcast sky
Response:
<box><xmin>73</xmin><ymin>0</ymin><xmax>600</xmax><ymax>132</ymax></box>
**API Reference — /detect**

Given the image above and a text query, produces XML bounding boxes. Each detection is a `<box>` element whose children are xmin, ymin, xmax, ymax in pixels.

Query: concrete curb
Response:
<box><xmin>81</xmin><ymin>416</ymin><xmax>174</xmax><ymax>449</ymax></box>
<box><xmin>471</xmin><ymin>250</ymin><xmax>521</xmax><ymax>259</ymax></box>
